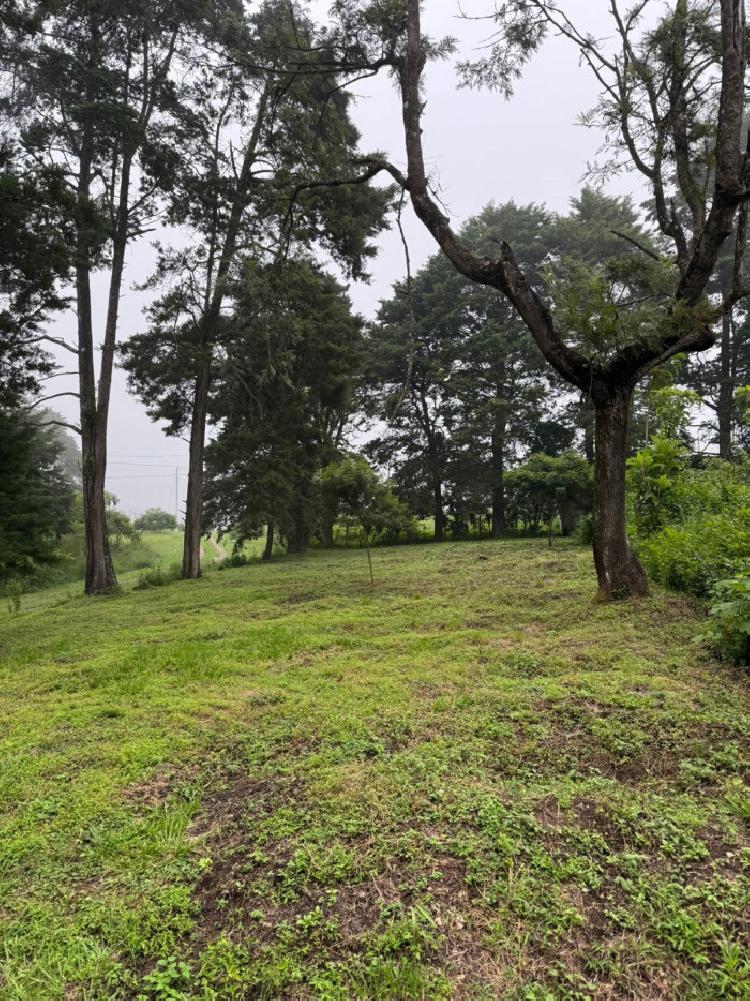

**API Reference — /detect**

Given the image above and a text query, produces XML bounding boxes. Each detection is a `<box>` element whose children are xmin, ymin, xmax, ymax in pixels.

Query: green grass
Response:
<box><xmin>113</xmin><ymin>530</ymin><xmax>188</xmax><ymax>574</ymax></box>
<box><xmin>0</xmin><ymin>540</ymin><xmax>748</xmax><ymax>1000</ymax></box>
<box><xmin>16</xmin><ymin>532</ymin><xmax>231</xmax><ymax>610</ymax></box>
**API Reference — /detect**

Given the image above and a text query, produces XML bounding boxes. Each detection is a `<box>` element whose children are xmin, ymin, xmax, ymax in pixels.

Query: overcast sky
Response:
<box><xmin>48</xmin><ymin>1</ymin><xmax>651</xmax><ymax>517</ymax></box>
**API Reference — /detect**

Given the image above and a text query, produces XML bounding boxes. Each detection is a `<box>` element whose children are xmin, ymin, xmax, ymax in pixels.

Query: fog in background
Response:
<box><xmin>46</xmin><ymin>1</ymin><xmax>650</xmax><ymax>518</ymax></box>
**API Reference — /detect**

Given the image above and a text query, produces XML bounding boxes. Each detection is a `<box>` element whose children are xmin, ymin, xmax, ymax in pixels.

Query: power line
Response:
<box><xmin>109</xmin><ymin>460</ymin><xmax>187</xmax><ymax>468</ymax></box>
<box><xmin>107</xmin><ymin>473</ymin><xmax>180</xmax><ymax>480</ymax></box>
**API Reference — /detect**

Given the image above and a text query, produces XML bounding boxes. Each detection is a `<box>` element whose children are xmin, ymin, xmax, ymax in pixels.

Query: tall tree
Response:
<box><xmin>122</xmin><ymin>0</ymin><xmax>389</xmax><ymax>578</ymax></box>
<box><xmin>0</xmin><ymin>145</ymin><xmax>74</xmax><ymax>408</ymax></box>
<box><xmin>0</xmin><ymin>410</ymin><xmax>76</xmax><ymax>580</ymax></box>
<box><xmin>364</xmin><ymin>258</ymin><xmax>458</xmax><ymax>542</ymax></box>
<box><xmin>335</xmin><ymin>0</ymin><xmax>750</xmax><ymax>598</ymax></box>
<box><xmin>366</xmin><ymin>202</ymin><xmax>554</xmax><ymax>540</ymax></box>
<box><xmin>202</xmin><ymin>258</ymin><xmax>364</xmax><ymax>555</ymax></box>
<box><xmin>4</xmin><ymin>0</ymin><xmax>216</xmax><ymax>593</ymax></box>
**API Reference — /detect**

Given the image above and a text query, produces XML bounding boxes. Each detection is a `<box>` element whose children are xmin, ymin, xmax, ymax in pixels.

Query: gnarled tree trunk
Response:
<box><xmin>592</xmin><ymin>386</ymin><xmax>648</xmax><ymax>600</ymax></box>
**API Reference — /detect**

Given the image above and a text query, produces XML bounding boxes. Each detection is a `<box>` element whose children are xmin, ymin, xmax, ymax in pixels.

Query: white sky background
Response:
<box><xmin>47</xmin><ymin>0</ymin><xmax>653</xmax><ymax>517</ymax></box>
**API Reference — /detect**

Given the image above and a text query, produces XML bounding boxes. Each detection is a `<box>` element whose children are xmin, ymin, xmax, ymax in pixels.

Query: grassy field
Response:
<box><xmin>0</xmin><ymin>540</ymin><xmax>748</xmax><ymax>1000</ymax></box>
<box><xmin>18</xmin><ymin>532</ymin><xmax>233</xmax><ymax>612</ymax></box>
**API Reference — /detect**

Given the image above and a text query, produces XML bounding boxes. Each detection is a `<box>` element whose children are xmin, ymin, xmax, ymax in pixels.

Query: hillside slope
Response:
<box><xmin>0</xmin><ymin>541</ymin><xmax>748</xmax><ymax>1000</ymax></box>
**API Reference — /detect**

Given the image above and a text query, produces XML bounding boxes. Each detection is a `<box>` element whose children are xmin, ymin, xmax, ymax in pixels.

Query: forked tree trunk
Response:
<box><xmin>182</xmin><ymin>355</ymin><xmax>211</xmax><ymax>579</ymax></box>
<box><xmin>263</xmin><ymin>522</ymin><xmax>274</xmax><ymax>561</ymax></box>
<box><xmin>593</xmin><ymin>387</ymin><xmax>649</xmax><ymax>600</ymax></box>
<box><xmin>76</xmin><ymin>125</ymin><xmax>118</xmax><ymax>595</ymax></box>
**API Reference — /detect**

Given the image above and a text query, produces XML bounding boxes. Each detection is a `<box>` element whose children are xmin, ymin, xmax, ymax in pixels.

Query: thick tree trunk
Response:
<box><xmin>263</xmin><ymin>522</ymin><xmax>274</xmax><ymax>561</ymax></box>
<box><xmin>433</xmin><ymin>480</ymin><xmax>444</xmax><ymax>542</ymax></box>
<box><xmin>182</xmin><ymin>355</ymin><xmax>210</xmax><ymax>579</ymax></box>
<box><xmin>491</xmin><ymin>482</ymin><xmax>506</xmax><ymax>538</ymax></box>
<box><xmin>718</xmin><ymin>309</ymin><xmax>733</xmax><ymax>459</ymax></box>
<box><xmin>593</xmin><ymin>387</ymin><xmax>649</xmax><ymax>599</ymax></box>
<box><xmin>286</xmin><ymin>498</ymin><xmax>308</xmax><ymax>555</ymax></box>
<box><xmin>81</xmin><ymin>424</ymin><xmax>116</xmax><ymax>594</ymax></box>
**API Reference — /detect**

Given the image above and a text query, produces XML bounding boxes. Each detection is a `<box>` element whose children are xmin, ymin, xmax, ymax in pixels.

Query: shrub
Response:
<box><xmin>698</xmin><ymin>573</ymin><xmax>750</xmax><ymax>664</ymax></box>
<box><xmin>134</xmin><ymin>565</ymin><xmax>177</xmax><ymax>590</ymax></box>
<box><xmin>216</xmin><ymin>552</ymin><xmax>249</xmax><ymax>571</ymax></box>
<box><xmin>627</xmin><ymin>436</ymin><xmax>685</xmax><ymax>536</ymax></box>
<box><xmin>637</xmin><ymin>516</ymin><xmax>750</xmax><ymax>598</ymax></box>
<box><xmin>631</xmin><ymin>457</ymin><xmax>750</xmax><ymax>598</ymax></box>
<box><xmin>575</xmin><ymin>513</ymin><xmax>593</xmax><ymax>545</ymax></box>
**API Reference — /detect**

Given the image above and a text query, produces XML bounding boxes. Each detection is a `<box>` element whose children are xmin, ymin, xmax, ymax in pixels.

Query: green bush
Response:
<box><xmin>575</xmin><ymin>513</ymin><xmax>593</xmax><ymax>545</ymax></box>
<box><xmin>134</xmin><ymin>565</ymin><xmax>177</xmax><ymax>590</ymax></box>
<box><xmin>637</xmin><ymin>516</ymin><xmax>750</xmax><ymax>598</ymax></box>
<box><xmin>631</xmin><ymin>458</ymin><xmax>750</xmax><ymax>598</ymax></box>
<box><xmin>627</xmin><ymin>436</ymin><xmax>685</xmax><ymax>536</ymax></box>
<box><xmin>698</xmin><ymin>573</ymin><xmax>750</xmax><ymax>664</ymax></box>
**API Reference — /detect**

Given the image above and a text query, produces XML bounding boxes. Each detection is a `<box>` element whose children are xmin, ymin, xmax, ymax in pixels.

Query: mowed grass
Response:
<box><xmin>0</xmin><ymin>540</ymin><xmax>748</xmax><ymax>1001</ymax></box>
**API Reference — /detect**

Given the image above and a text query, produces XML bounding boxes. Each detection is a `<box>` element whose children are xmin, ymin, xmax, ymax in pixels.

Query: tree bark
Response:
<box><xmin>286</xmin><ymin>499</ymin><xmax>308</xmax><ymax>555</ymax></box>
<box><xmin>81</xmin><ymin>423</ymin><xmax>116</xmax><ymax>594</ymax></box>
<box><xmin>182</xmin><ymin>353</ymin><xmax>211</xmax><ymax>578</ymax></box>
<box><xmin>593</xmin><ymin>387</ymin><xmax>649</xmax><ymax>599</ymax></box>
<box><xmin>491</xmin><ymin>481</ymin><xmax>506</xmax><ymax>538</ymax></box>
<box><xmin>433</xmin><ymin>479</ymin><xmax>445</xmax><ymax>542</ymax></box>
<box><xmin>263</xmin><ymin>521</ymin><xmax>274</xmax><ymax>561</ymax></box>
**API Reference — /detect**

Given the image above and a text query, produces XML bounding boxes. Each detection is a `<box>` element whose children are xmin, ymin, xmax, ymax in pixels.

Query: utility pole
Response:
<box><xmin>175</xmin><ymin>467</ymin><xmax>179</xmax><ymax>524</ymax></box>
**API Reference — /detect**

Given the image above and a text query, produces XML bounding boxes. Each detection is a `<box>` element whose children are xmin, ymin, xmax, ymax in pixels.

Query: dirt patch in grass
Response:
<box><xmin>279</xmin><ymin>591</ymin><xmax>321</xmax><ymax>606</ymax></box>
<box><xmin>122</xmin><ymin>764</ymin><xmax>188</xmax><ymax>809</ymax></box>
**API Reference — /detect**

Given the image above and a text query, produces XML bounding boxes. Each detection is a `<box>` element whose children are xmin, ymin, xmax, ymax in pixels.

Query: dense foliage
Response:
<box><xmin>632</xmin><ymin>455</ymin><xmax>750</xmax><ymax>599</ymax></box>
<box><xmin>0</xmin><ymin>412</ymin><xmax>75</xmax><ymax>579</ymax></box>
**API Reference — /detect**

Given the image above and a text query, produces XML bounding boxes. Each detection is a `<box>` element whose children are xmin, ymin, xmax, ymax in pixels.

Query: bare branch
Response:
<box><xmin>611</xmin><ymin>229</ymin><xmax>663</xmax><ymax>262</ymax></box>
<box><xmin>24</xmin><ymin>392</ymin><xmax>80</xmax><ymax>411</ymax></box>
<box><xmin>25</xmin><ymin>335</ymin><xmax>79</xmax><ymax>355</ymax></box>
<box><xmin>34</xmin><ymin>418</ymin><xmax>82</xmax><ymax>435</ymax></box>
